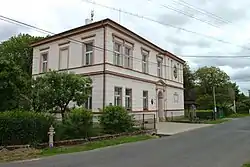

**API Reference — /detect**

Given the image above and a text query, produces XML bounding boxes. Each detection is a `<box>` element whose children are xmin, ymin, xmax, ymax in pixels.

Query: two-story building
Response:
<box><xmin>31</xmin><ymin>18</ymin><xmax>185</xmax><ymax>121</ymax></box>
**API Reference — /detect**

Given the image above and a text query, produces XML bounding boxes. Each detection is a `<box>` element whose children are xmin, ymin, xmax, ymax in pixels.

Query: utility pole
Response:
<box><xmin>213</xmin><ymin>86</ymin><xmax>217</xmax><ymax>120</ymax></box>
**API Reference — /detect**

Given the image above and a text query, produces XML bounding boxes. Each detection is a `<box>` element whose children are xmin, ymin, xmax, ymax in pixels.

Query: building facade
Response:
<box><xmin>32</xmin><ymin>18</ymin><xmax>185</xmax><ymax>121</ymax></box>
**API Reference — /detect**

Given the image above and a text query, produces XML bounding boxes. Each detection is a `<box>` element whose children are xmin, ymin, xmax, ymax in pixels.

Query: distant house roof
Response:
<box><xmin>31</xmin><ymin>18</ymin><xmax>185</xmax><ymax>64</ymax></box>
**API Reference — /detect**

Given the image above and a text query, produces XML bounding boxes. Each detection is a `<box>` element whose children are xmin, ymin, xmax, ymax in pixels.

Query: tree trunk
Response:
<box><xmin>61</xmin><ymin>111</ymin><xmax>65</xmax><ymax>122</ymax></box>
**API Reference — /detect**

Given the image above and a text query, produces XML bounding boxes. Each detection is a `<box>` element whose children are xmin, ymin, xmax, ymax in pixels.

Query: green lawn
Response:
<box><xmin>0</xmin><ymin>135</ymin><xmax>156</xmax><ymax>162</ymax></box>
<box><xmin>41</xmin><ymin>135</ymin><xmax>156</xmax><ymax>156</ymax></box>
<box><xmin>242</xmin><ymin>164</ymin><xmax>250</xmax><ymax>167</ymax></box>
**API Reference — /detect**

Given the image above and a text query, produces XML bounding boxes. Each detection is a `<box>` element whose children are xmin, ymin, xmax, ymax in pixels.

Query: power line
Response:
<box><xmin>81</xmin><ymin>0</ymin><xmax>250</xmax><ymax>51</ymax></box>
<box><xmin>0</xmin><ymin>13</ymin><xmax>248</xmax><ymax>68</ymax></box>
<box><xmin>0</xmin><ymin>14</ymin><xmax>184</xmax><ymax>70</ymax></box>
<box><xmin>175</xmin><ymin>0</ymin><xmax>232</xmax><ymax>25</ymax></box>
<box><xmin>148</xmin><ymin>0</ymin><xmax>220</xmax><ymax>28</ymax></box>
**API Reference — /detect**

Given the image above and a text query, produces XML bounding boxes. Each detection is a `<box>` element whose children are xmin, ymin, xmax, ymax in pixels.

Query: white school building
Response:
<box><xmin>31</xmin><ymin>18</ymin><xmax>185</xmax><ymax>122</ymax></box>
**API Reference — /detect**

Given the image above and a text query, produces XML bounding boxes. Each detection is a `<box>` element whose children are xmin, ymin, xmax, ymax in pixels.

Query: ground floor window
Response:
<box><xmin>114</xmin><ymin>87</ymin><xmax>122</xmax><ymax>106</ymax></box>
<box><xmin>84</xmin><ymin>88</ymin><xmax>92</xmax><ymax>109</ymax></box>
<box><xmin>143</xmin><ymin>90</ymin><xmax>148</xmax><ymax>110</ymax></box>
<box><xmin>125</xmin><ymin>88</ymin><xmax>132</xmax><ymax>110</ymax></box>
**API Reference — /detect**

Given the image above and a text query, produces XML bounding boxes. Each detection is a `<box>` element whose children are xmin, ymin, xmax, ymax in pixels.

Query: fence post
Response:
<box><xmin>142</xmin><ymin>114</ymin><xmax>145</xmax><ymax>129</ymax></box>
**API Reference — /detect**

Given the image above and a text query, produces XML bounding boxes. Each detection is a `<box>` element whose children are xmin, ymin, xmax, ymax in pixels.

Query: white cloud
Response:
<box><xmin>1</xmin><ymin>0</ymin><xmax>250</xmax><ymax>94</ymax></box>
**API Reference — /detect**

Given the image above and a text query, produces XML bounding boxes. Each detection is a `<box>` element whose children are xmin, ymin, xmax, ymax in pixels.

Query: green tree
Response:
<box><xmin>0</xmin><ymin>34</ymin><xmax>43</xmax><ymax>75</ymax></box>
<box><xmin>32</xmin><ymin>71</ymin><xmax>92</xmax><ymax>119</ymax></box>
<box><xmin>183</xmin><ymin>62</ymin><xmax>195</xmax><ymax>103</ymax></box>
<box><xmin>195</xmin><ymin>66</ymin><xmax>230</xmax><ymax>95</ymax></box>
<box><xmin>0</xmin><ymin>58</ymin><xmax>30</xmax><ymax>111</ymax></box>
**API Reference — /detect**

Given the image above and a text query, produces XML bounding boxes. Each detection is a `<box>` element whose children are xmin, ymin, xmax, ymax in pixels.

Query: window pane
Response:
<box><xmin>42</xmin><ymin>54</ymin><xmax>48</xmax><ymax>61</ymax></box>
<box><xmin>114</xmin><ymin>43</ymin><xmax>120</xmax><ymax>52</ymax></box>
<box><xmin>86</xmin><ymin>43</ymin><xmax>93</xmax><ymax>52</ymax></box>
<box><xmin>125</xmin><ymin>47</ymin><xmax>130</xmax><ymax>55</ymax></box>
<box><xmin>142</xmin><ymin>55</ymin><xmax>147</xmax><ymax>62</ymax></box>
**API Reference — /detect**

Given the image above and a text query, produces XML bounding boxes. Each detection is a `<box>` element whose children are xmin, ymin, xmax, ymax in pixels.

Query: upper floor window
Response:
<box><xmin>41</xmin><ymin>52</ymin><xmax>48</xmax><ymax>73</ymax></box>
<box><xmin>84</xmin><ymin>42</ymin><xmax>93</xmax><ymax>66</ymax></box>
<box><xmin>59</xmin><ymin>47</ymin><xmax>69</xmax><ymax>70</ymax></box>
<box><xmin>142</xmin><ymin>52</ymin><xmax>149</xmax><ymax>73</ymax></box>
<box><xmin>125</xmin><ymin>88</ymin><xmax>132</xmax><ymax>110</ymax></box>
<box><xmin>114</xmin><ymin>42</ymin><xmax>122</xmax><ymax>66</ymax></box>
<box><xmin>157</xmin><ymin>57</ymin><xmax>163</xmax><ymax>77</ymax></box>
<box><xmin>114</xmin><ymin>87</ymin><xmax>122</xmax><ymax>106</ymax></box>
<box><xmin>124</xmin><ymin>46</ymin><xmax>132</xmax><ymax>69</ymax></box>
<box><xmin>143</xmin><ymin>91</ymin><xmax>148</xmax><ymax>110</ymax></box>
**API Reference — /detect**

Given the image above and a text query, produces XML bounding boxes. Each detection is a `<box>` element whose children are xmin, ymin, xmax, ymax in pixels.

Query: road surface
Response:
<box><xmin>1</xmin><ymin>117</ymin><xmax>250</xmax><ymax>167</ymax></box>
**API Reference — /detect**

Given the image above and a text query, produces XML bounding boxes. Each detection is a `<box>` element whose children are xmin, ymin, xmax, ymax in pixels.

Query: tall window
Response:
<box><xmin>124</xmin><ymin>47</ymin><xmax>132</xmax><ymax>68</ymax></box>
<box><xmin>85</xmin><ymin>88</ymin><xmax>92</xmax><ymax>109</ymax></box>
<box><xmin>157</xmin><ymin>57</ymin><xmax>163</xmax><ymax>77</ymax></box>
<box><xmin>143</xmin><ymin>91</ymin><xmax>148</xmax><ymax>110</ymax></box>
<box><xmin>174</xmin><ymin>92</ymin><xmax>179</xmax><ymax>103</ymax></box>
<box><xmin>114</xmin><ymin>87</ymin><xmax>122</xmax><ymax>106</ymax></box>
<box><xmin>142</xmin><ymin>53</ymin><xmax>148</xmax><ymax>73</ymax></box>
<box><xmin>114</xmin><ymin>42</ymin><xmax>122</xmax><ymax>66</ymax></box>
<box><xmin>59</xmin><ymin>47</ymin><xmax>69</xmax><ymax>70</ymax></box>
<box><xmin>41</xmin><ymin>53</ymin><xmax>48</xmax><ymax>73</ymax></box>
<box><xmin>125</xmin><ymin>88</ymin><xmax>132</xmax><ymax>110</ymax></box>
<box><xmin>84</xmin><ymin>42</ymin><xmax>93</xmax><ymax>65</ymax></box>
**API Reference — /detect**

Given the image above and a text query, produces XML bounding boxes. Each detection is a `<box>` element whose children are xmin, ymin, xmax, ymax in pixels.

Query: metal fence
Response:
<box><xmin>131</xmin><ymin>113</ymin><xmax>156</xmax><ymax>130</ymax></box>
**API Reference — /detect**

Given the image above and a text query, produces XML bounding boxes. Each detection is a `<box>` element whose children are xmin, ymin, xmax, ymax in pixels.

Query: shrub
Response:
<box><xmin>99</xmin><ymin>106</ymin><xmax>134</xmax><ymax>134</ymax></box>
<box><xmin>236</xmin><ymin>102</ymin><xmax>249</xmax><ymax>114</ymax></box>
<box><xmin>56</xmin><ymin>108</ymin><xmax>93</xmax><ymax>140</ymax></box>
<box><xmin>195</xmin><ymin>110</ymin><xmax>213</xmax><ymax>120</ymax></box>
<box><xmin>0</xmin><ymin>111</ymin><xmax>55</xmax><ymax>146</ymax></box>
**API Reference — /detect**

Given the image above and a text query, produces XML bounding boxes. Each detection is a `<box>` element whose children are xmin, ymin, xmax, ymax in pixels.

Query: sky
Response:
<box><xmin>0</xmin><ymin>0</ymin><xmax>250</xmax><ymax>94</ymax></box>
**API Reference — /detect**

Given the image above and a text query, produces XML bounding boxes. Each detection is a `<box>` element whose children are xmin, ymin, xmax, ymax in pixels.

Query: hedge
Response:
<box><xmin>195</xmin><ymin>110</ymin><xmax>213</xmax><ymax>120</ymax></box>
<box><xmin>0</xmin><ymin>111</ymin><xmax>55</xmax><ymax>146</ymax></box>
<box><xmin>55</xmin><ymin>108</ymin><xmax>94</xmax><ymax>140</ymax></box>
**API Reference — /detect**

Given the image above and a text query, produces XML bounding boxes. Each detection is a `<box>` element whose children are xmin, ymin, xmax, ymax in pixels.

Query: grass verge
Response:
<box><xmin>203</xmin><ymin>119</ymin><xmax>229</xmax><ymax>124</ymax></box>
<box><xmin>41</xmin><ymin>135</ymin><xmax>156</xmax><ymax>156</ymax></box>
<box><xmin>242</xmin><ymin>164</ymin><xmax>250</xmax><ymax>167</ymax></box>
<box><xmin>227</xmin><ymin>113</ymin><xmax>250</xmax><ymax>118</ymax></box>
<box><xmin>0</xmin><ymin>135</ymin><xmax>156</xmax><ymax>162</ymax></box>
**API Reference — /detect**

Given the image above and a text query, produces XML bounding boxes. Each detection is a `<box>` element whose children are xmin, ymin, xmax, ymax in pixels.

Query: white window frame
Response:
<box><xmin>114</xmin><ymin>87</ymin><xmax>122</xmax><ymax>106</ymax></box>
<box><xmin>124</xmin><ymin>46</ymin><xmax>132</xmax><ymax>69</ymax></box>
<box><xmin>142</xmin><ymin>53</ymin><xmax>148</xmax><ymax>73</ymax></box>
<box><xmin>143</xmin><ymin>91</ymin><xmax>148</xmax><ymax>110</ymax></box>
<box><xmin>84</xmin><ymin>41</ymin><xmax>94</xmax><ymax>66</ymax></box>
<box><xmin>157</xmin><ymin>57</ymin><xmax>163</xmax><ymax>77</ymax></box>
<box><xmin>41</xmin><ymin>52</ymin><xmax>48</xmax><ymax>73</ymax></box>
<box><xmin>114</xmin><ymin>42</ymin><xmax>123</xmax><ymax>66</ymax></box>
<box><xmin>125</xmin><ymin>88</ymin><xmax>132</xmax><ymax>110</ymax></box>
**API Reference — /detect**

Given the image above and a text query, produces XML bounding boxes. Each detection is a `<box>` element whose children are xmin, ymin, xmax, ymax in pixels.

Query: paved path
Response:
<box><xmin>1</xmin><ymin>117</ymin><xmax>250</xmax><ymax>167</ymax></box>
<box><xmin>156</xmin><ymin>122</ymin><xmax>212</xmax><ymax>135</ymax></box>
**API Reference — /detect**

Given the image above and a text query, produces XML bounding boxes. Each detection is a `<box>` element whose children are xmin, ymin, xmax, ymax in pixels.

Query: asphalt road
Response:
<box><xmin>2</xmin><ymin>117</ymin><xmax>250</xmax><ymax>167</ymax></box>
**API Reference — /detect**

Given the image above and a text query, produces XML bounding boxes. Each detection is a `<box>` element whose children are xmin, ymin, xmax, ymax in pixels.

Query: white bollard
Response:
<box><xmin>48</xmin><ymin>125</ymin><xmax>55</xmax><ymax>148</ymax></box>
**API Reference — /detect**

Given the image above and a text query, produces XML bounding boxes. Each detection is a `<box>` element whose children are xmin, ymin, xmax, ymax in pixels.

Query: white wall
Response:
<box><xmin>105</xmin><ymin>26</ymin><xmax>183</xmax><ymax>87</ymax></box>
<box><xmin>91</xmin><ymin>74</ymin><xmax>104</xmax><ymax>112</ymax></box>
<box><xmin>105</xmin><ymin>74</ymin><xmax>157</xmax><ymax>111</ymax></box>
<box><xmin>32</xmin><ymin>28</ymin><xmax>104</xmax><ymax>75</ymax></box>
